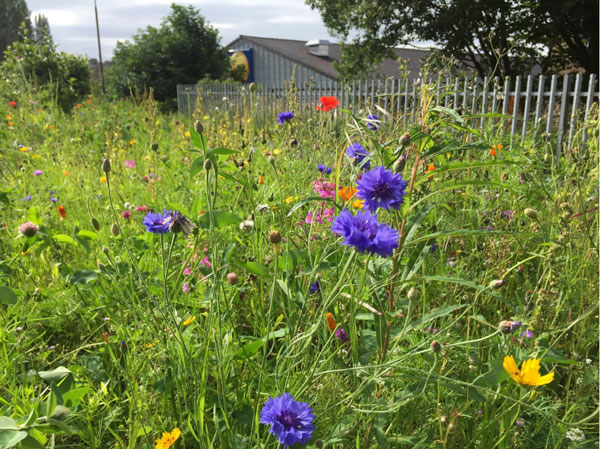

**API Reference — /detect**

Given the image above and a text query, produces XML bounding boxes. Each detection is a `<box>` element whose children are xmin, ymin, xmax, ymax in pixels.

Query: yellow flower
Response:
<box><xmin>100</xmin><ymin>176</ymin><xmax>107</xmax><ymax>183</ymax></box>
<box><xmin>285</xmin><ymin>196</ymin><xmax>294</xmax><ymax>203</ymax></box>
<box><xmin>503</xmin><ymin>356</ymin><xmax>554</xmax><ymax>386</ymax></box>
<box><xmin>145</xmin><ymin>343</ymin><xmax>154</xmax><ymax>348</ymax></box>
<box><xmin>182</xmin><ymin>316</ymin><xmax>196</xmax><ymax>326</ymax></box>
<box><xmin>203</xmin><ymin>116</ymin><xmax>210</xmax><ymax>120</ymax></box>
<box><xmin>273</xmin><ymin>149</ymin><xmax>281</xmax><ymax>155</ymax></box>
<box><xmin>129</xmin><ymin>139</ymin><xmax>136</xmax><ymax>145</ymax></box>
<box><xmin>184</xmin><ymin>131</ymin><xmax>190</xmax><ymax>137</ymax></box>
<box><xmin>351</xmin><ymin>199</ymin><xmax>364</xmax><ymax>209</ymax></box>
<box><xmin>19</xmin><ymin>146</ymin><xmax>29</xmax><ymax>152</ymax></box>
<box><xmin>155</xmin><ymin>427</ymin><xmax>181</xmax><ymax>449</ymax></box>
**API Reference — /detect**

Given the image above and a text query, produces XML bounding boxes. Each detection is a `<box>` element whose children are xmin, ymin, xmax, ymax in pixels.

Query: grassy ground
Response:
<box><xmin>0</xmin><ymin>88</ymin><xmax>598</xmax><ymax>449</ymax></box>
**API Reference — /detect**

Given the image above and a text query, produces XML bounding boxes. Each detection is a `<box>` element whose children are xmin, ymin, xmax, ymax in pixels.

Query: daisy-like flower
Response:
<box><xmin>503</xmin><ymin>355</ymin><xmax>554</xmax><ymax>386</ymax></box>
<box><xmin>155</xmin><ymin>427</ymin><xmax>181</xmax><ymax>449</ymax></box>
<box><xmin>345</xmin><ymin>143</ymin><xmax>370</xmax><ymax>169</ymax></box>
<box><xmin>356</xmin><ymin>166</ymin><xmax>408</xmax><ymax>212</ymax></box>
<box><xmin>277</xmin><ymin>112</ymin><xmax>294</xmax><ymax>124</ymax></box>
<box><xmin>260</xmin><ymin>393</ymin><xmax>315</xmax><ymax>447</ymax></box>
<box><xmin>331</xmin><ymin>209</ymin><xmax>398</xmax><ymax>257</ymax></box>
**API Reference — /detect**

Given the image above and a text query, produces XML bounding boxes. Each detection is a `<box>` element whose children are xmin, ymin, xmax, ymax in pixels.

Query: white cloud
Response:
<box><xmin>30</xmin><ymin>9</ymin><xmax>83</xmax><ymax>26</ymax></box>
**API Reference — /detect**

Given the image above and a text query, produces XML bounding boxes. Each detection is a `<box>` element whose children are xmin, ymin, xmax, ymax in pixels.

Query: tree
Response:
<box><xmin>306</xmin><ymin>0</ymin><xmax>598</xmax><ymax>79</ymax></box>
<box><xmin>31</xmin><ymin>14</ymin><xmax>53</xmax><ymax>46</ymax></box>
<box><xmin>0</xmin><ymin>0</ymin><xmax>31</xmax><ymax>60</ymax></box>
<box><xmin>109</xmin><ymin>3</ymin><xmax>228</xmax><ymax>109</ymax></box>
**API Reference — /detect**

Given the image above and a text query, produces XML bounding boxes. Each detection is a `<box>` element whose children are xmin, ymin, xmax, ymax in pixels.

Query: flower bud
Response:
<box><xmin>102</xmin><ymin>246</ymin><xmax>109</xmax><ymax>257</ymax></box>
<box><xmin>203</xmin><ymin>158</ymin><xmax>212</xmax><ymax>171</ymax></box>
<box><xmin>226</xmin><ymin>272</ymin><xmax>238</xmax><ymax>285</ymax></box>
<box><xmin>524</xmin><ymin>208</ymin><xmax>538</xmax><ymax>220</ymax></box>
<box><xmin>393</xmin><ymin>154</ymin><xmax>407</xmax><ymax>173</ymax></box>
<box><xmin>431</xmin><ymin>340</ymin><xmax>442</xmax><ymax>353</ymax></box>
<box><xmin>194</xmin><ymin>120</ymin><xmax>203</xmax><ymax>134</ymax></box>
<box><xmin>407</xmin><ymin>286</ymin><xmax>418</xmax><ymax>301</ymax></box>
<box><xmin>111</xmin><ymin>223</ymin><xmax>119</xmax><ymax>237</ymax></box>
<box><xmin>269</xmin><ymin>230</ymin><xmax>282</xmax><ymax>244</ymax></box>
<box><xmin>489</xmin><ymin>279</ymin><xmax>505</xmax><ymax>289</ymax></box>
<box><xmin>101</xmin><ymin>158</ymin><xmax>111</xmax><ymax>173</ymax></box>
<box><xmin>268</xmin><ymin>155</ymin><xmax>275</xmax><ymax>165</ymax></box>
<box><xmin>399</xmin><ymin>132</ymin><xmax>411</xmax><ymax>147</ymax></box>
<box><xmin>91</xmin><ymin>217</ymin><xmax>100</xmax><ymax>231</ymax></box>
<box><xmin>98</xmin><ymin>262</ymin><xmax>106</xmax><ymax>271</ymax></box>
<box><xmin>498</xmin><ymin>320</ymin><xmax>512</xmax><ymax>334</ymax></box>
<box><xmin>151</xmin><ymin>142</ymin><xmax>159</xmax><ymax>152</ymax></box>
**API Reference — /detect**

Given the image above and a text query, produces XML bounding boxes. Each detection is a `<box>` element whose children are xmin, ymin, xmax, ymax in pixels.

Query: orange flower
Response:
<box><xmin>338</xmin><ymin>186</ymin><xmax>357</xmax><ymax>202</ymax></box>
<box><xmin>63</xmin><ymin>170</ymin><xmax>70</xmax><ymax>176</ymax></box>
<box><xmin>86</xmin><ymin>99</ymin><xmax>91</xmax><ymax>104</ymax></box>
<box><xmin>490</xmin><ymin>144</ymin><xmax>502</xmax><ymax>157</ymax></box>
<box><xmin>76</xmin><ymin>103</ymin><xmax>82</xmax><ymax>108</ymax></box>
<box><xmin>102</xmin><ymin>332</ymin><xmax>109</xmax><ymax>344</ymax></box>
<box><xmin>49</xmin><ymin>125</ymin><xmax>55</xmax><ymax>130</ymax></box>
<box><xmin>426</xmin><ymin>163</ymin><xmax>435</xmax><ymax>174</ymax></box>
<box><xmin>326</xmin><ymin>313</ymin><xmax>337</xmax><ymax>331</ymax></box>
<box><xmin>58</xmin><ymin>205</ymin><xmax>67</xmax><ymax>218</ymax></box>
<box><xmin>316</xmin><ymin>96</ymin><xmax>340</xmax><ymax>112</ymax></box>
<box><xmin>155</xmin><ymin>427</ymin><xmax>181</xmax><ymax>449</ymax></box>
<box><xmin>258</xmin><ymin>175</ymin><xmax>264</xmax><ymax>185</ymax></box>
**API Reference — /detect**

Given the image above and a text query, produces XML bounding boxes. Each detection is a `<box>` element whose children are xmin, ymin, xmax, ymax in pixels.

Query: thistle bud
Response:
<box><xmin>91</xmin><ymin>217</ymin><xmax>100</xmax><ymax>231</ymax></box>
<box><xmin>151</xmin><ymin>142</ymin><xmax>159</xmax><ymax>152</ymax></box>
<box><xmin>194</xmin><ymin>120</ymin><xmax>203</xmax><ymax>134</ymax></box>
<box><xmin>101</xmin><ymin>158</ymin><xmax>111</xmax><ymax>174</ymax></box>
<box><xmin>102</xmin><ymin>246</ymin><xmax>109</xmax><ymax>257</ymax></box>
<box><xmin>268</xmin><ymin>155</ymin><xmax>275</xmax><ymax>165</ymax></box>
<box><xmin>226</xmin><ymin>272</ymin><xmax>238</xmax><ymax>285</ymax></box>
<box><xmin>431</xmin><ymin>340</ymin><xmax>442</xmax><ymax>354</ymax></box>
<box><xmin>489</xmin><ymin>279</ymin><xmax>505</xmax><ymax>289</ymax></box>
<box><xmin>393</xmin><ymin>154</ymin><xmax>407</xmax><ymax>173</ymax></box>
<box><xmin>524</xmin><ymin>208</ymin><xmax>538</xmax><ymax>220</ymax></box>
<box><xmin>399</xmin><ymin>132</ymin><xmax>411</xmax><ymax>147</ymax></box>
<box><xmin>111</xmin><ymin>223</ymin><xmax>119</xmax><ymax>237</ymax></box>
<box><xmin>289</xmin><ymin>137</ymin><xmax>298</xmax><ymax>147</ymax></box>
<box><xmin>203</xmin><ymin>158</ymin><xmax>212</xmax><ymax>171</ymax></box>
<box><xmin>269</xmin><ymin>230</ymin><xmax>282</xmax><ymax>244</ymax></box>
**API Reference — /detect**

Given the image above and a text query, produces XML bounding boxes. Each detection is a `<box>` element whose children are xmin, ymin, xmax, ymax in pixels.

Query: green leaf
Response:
<box><xmin>0</xmin><ymin>286</ymin><xmax>18</xmax><ymax>305</ymax></box>
<box><xmin>189</xmin><ymin>128</ymin><xmax>207</xmax><ymax>150</ymax></box>
<box><xmin>189</xmin><ymin>157</ymin><xmax>205</xmax><ymax>178</ymax></box>
<box><xmin>38</xmin><ymin>366</ymin><xmax>72</xmax><ymax>383</ymax></box>
<box><xmin>430</xmin><ymin>105</ymin><xmax>465</xmax><ymax>124</ymax></box>
<box><xmin>20</xmin><ymin>434</ymin><xmax>45</xmax><ymax>449</ymax></box>
<box><xmin>542</xmin><ymin>349</ymin><xmax>578</xmax><ymax>365</ymax></box>
<box><xmin>208</xmin><ymin>147</ymin><xmax>237</xmax><ymax>156</ymax></box>
<box><xmin>28</xmin><ymin>206</ymin><xmax>42</xmax><ymax>225</ymax></box>
<box><xmin>166</xmin><ymin>202</ymin><xmax>191</xmax><ymax>217</ymax></box>
<box><xmin>62</xmin><ymin>387</ymin><xmax>90</xmax><ymax>408</ymax></box>
<box><xmin>76</xmin><ymin>230</ymin><xmax>97</xmax><ymax>240</ymax></box>
<box><xmin>197</xmin><ymin>211</ymin><xmax>242</xmax><ymax>229</ymax></box>
<box><xmin>0</xmin><ymin>430</ymin><xmax>28</xmax><ymax>448</ymax></box>
<box><xmin>52</xmin><ymin>234</ymin><xmax>76</xmax><ymax>245</ymax></box>
<box><xmin>69</xmin><ymin>270</ymin><xmax>98</xmax><ymax>285</ymax></box>
<box><xmin>415</xmin><ymin>160</ymin><xmax>520</xmax><ymax>185</ymax></box>
<box><xmin>473</xmin><ymin>358</ymin><xmax>510</xmax><ymax>387</ymax></box>
<box><xmin>218</xmin><ymin>171</ymin><xmax>248</xmax><ymax>188</ymax></box>
<box><xmin>0</xmin><ymin>416</ymin><xmax>18</xmax><ymax>431</ymax></box>
<box><xmin>232</xmin><ymin>340</ymin><xmax>264</xmax><ymax>360</ymax></box>
<box><xmin>243</xmin><ymin>262</ymin><xmax>269</xmax><ymax>278</ymax></box>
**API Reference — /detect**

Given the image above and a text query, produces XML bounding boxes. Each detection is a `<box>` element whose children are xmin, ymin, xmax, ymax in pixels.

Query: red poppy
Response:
<box><xmin>316</xmin><ymin>96</ymin><xmax>339</xmax><ymax>112</ymax></box>
<box><xmin>58</xmin><ymin>205</ymin><xmax>67</xmax><ymax>218</ymax></box>
<box><xmin>9</xmin><ymin>101</ymin><xmax>16</xmax><ymax>107</ymax></box>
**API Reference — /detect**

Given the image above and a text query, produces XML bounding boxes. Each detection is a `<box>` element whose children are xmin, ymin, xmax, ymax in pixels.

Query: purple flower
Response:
<box><xmin>336</xmin><ymin>328</ymin><xmax>349</xmax><ymax>341</ymax></box>
<box><xmin>124</xmin><ymin>160</ymin><xmax>136</xmax><ymax>168</ymax></box>
<box><xmin>510</xmin><ymin>321</ymin><xmax>522</xmax><ymax>331</ymax></box>
<box><xmin>33</xmin><ymin>170</ymin><xmax>43</xmax><ymax>176</ymax></box>
<box><xmin>260</xmin><ymin>393</ymin><xmax>315</xmax><ymax>447</ymax></box>
<box><xmin>515</xmin><ymin>418</ymin><xmax>526</xmax><ymax>427</ymax></box>
<box><xmin>366</xmin><ymin>114</ymin><xmax>380</xmax><ymax>131</ymax></box>
<box><xmin>18</xmin><ymin>221</ymin><xmax>39</xmax><ymax>237</ymax></box>
<box><xmin>309</xmin><ymin>281</ymin><xmax>320</xmax><ymax>295</ymax></box>
<box><xmin>430</xmin><ymin>242</ymin><xmax>438</xmax><ymax>253</ymax></box>
<box><xmin>122</xmin><ymin>210</ymin><xmax>132</xmax><ymax>220</ymax></box>
<box><xmin>331</xmin><ymin>209</ymin><xmax>399</xmax><ymax>257</ymax></box>
<box><xmin>50</xmin><ymin>197</ymin><xmax>57</xmax><ymax>202</ymax></box>
<box><xmin>501</xmin><ymin>210</ymin><xmax>514</xmax><ymax>220</ymax></box>
<box><xmin>277</xmin><ymin>112</ymin><xmax>294</xmax><ymax>124</ymax></box>
<box><xmin>143</xmin><ymin>212</ymin><xmax>169</xmax><ymax>234</ymax></box>
<box><xmin>317</xmin><ymin>164</ymin><xmax>332</xmax><ymax>174</ymax></box>
<box><xmin>163</xmin><ymin>210</ymin><xmax>194</xmax><ymax>235</ymax></box>
<box><xmin>345</xmin><ymin>143</ymin><xmax>370</xmax><ymax>169</ymax></box>
<box><xmin>521</xmin><ymin>328</ymin><xmax>534</xmax><ymax>338</ymax></box>
<box><xmin>356</xmin><ymin>166</ymin><xmax>408</xmax><ymax>212</ymax></box>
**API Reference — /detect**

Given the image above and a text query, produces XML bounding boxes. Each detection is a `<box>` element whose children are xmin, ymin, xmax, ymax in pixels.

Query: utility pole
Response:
<box><xmin>94</xmin><ymin>0</ymin><xmax>105</xmax><ymax>94</ymax></box>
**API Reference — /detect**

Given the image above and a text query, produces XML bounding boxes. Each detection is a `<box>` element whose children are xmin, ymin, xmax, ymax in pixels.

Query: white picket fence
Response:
<box><xmin>177</xmin><ymin>73</ymin><xmax>598</xmax><ymax>153</ymax></box>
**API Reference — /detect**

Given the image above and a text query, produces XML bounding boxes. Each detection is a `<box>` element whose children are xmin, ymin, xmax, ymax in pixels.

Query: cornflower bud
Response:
<box><xmin>399</xmin><ymin>132</ymin><xmax>411</xmax><ymax>146</ymax></box>
<box><xmin>431</xmin><ymin>340</ymin><xmax>442</xmax><ymax>353</ymax></box>
<box><xmin>111</xmin><ymin>223</ymin><xmax>119</xmax><ymax>237</ymax></box>
<box><xmin>91</xmin><ymin>217</ymin><xmax>100</xmax><ymax>231</ymax></box>
<box><xmin>101</xmin><ymin>158</ymin><xmax>111</xmax><ymax>174</ymax></box>
<box><xmin>203</xmin><ymin>158</ymin><xmax>212</xmax><ymax>171</ymax></box>
<box><xmin>489</xmin><ymin>279</ymin><xmax>505</xmax><ymax>289</ymax></box>
<box><xmin>524</xmin><ymin>208</ymin><xmax>538</xmax><ymax>220</ymax></box>
<box><xmin>393</xmin><ymin>154</ymin><xmax>407</xmax><ymax>173</ymax></box>
<box><xmin>194</xmin><ymin>120</ymin><xmax>203</xmax><ymax>134</ymax></box>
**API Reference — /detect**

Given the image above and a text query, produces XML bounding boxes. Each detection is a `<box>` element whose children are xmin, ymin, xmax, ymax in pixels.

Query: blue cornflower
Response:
<box><xmin>366</xmin><ymin>114</ymin><xmax>380</xmax><ymax>131</ymax></box>
<box><xmin>356</xmin><ymin>166</ymin><xmax>408</xmax><ymax>211</ymax></box>
<box><xmin>309</xmin><ymin>281</ymin><xmax>320</xmax><ymax>295</ymax></box>
<box><xmin>331</xmin><ymin>209</ymin><xmax>398</xmax><ymax>257</ymax></box>
<box><xmin>345</xmin><ymin>143</ymin><xmax>370</xmax><ymax>169</ymax></box>
<box><xmin>163</xmin><ymin>210</ymin><xmax>194</xmax><ymax>235</ymax></box>
<box><xmin>260</xmin><ymin>393</ymin><xmax>315</xmax><ymax>447</ymax></box>
<box><xmin>143</xmin><ymin>211</ymin><xmax>170</xmax><ymax>234</ymax></box>
<box><xmin>317</xmin><ymin>164</ymin><xmax>332</xmax><ymax>174</ymax></box>
<box><xmin>277</xmin><ymin>112</ymin><xmax>294</xmax><ymax>124</ymax></box>
<box><xmin>50</xmin><ymin>197</ymin><xmax>58</xmax><ymax>203</ymax></box>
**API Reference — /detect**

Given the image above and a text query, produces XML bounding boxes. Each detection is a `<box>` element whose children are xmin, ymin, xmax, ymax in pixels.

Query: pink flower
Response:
<box><xmin>183</xmin><ymin>265</ymin><xmax>191</xmax><ymax>275</ymax></box>
<box><xmin>182</xmin><ymin>282</ymin><xmax>190</xmax><ymax>293</ymax></box>
<box><xmin>200</xmin><ymin>257</ymin><xmax>212</xmax><ymax>268</ymax></box>
<box><xmin>121</xmin><ymin>210</ymin><xmax>131</xmax><ymax>219</ymax></box>
<box><xmin>124</xmin><ymin>160</ymin><xmax>136</xmax><ymax>168</ymax></box>
<box><xmin>136</xmin><ymin>205</ymin><xmax>148</xmax><ymax>212</ymax></box>
<box><xmin>312</xmin><ymin>178</ymin><xmax>336</xmax><ymax>199</ymax></box>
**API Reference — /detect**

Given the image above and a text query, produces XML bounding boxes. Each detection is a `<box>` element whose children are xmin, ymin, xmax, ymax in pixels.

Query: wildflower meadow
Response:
<box><xmin>0</xmin><ymin>82</ymin><xmax>598</xmax><ymax>449</ymax></box>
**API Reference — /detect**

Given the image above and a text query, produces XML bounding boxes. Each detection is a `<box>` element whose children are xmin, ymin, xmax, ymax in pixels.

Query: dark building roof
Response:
<box><xmin>228</xmin><ymin>35</ymin><xmax>430</xmax><ymax>80</ymax></box>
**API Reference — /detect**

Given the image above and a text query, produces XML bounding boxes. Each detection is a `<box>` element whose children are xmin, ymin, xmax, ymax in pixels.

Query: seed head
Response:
<box><xmin>524</xmin><ymin>208</ymin><xmax>538</xmax><ymax>220</ymax></box>
<box><xmin>111</xmin><ymin>223</ymin><xmax>119</xmax><ymax>237</ymax></box>
<box><xmin>407</xmin><ymin>286</ymin><xmax>418</xmax><ymax>301</ymax></box>
<box><xmin>431</xmin><ymin>340</ymin><xmax>442</xmax><ymax>353</ymax></box>
<box><xmin>269</xmin><ymin>230</ymin><xmax>282</xmax><ymax>244</ymax></box>
<box><xmin>91</xmin><ymin>217</ymin><xmax>100</xmax><ymax>231</ymax></box>
<box><xmin>194</xmin><ymin>120</ymin><xmax>203</xmax><ymax>134</ymax></box>
<box><xmin>399</xmin><ymin>132</ymin><xmax>411</xmax><ymax>147</ymax></box>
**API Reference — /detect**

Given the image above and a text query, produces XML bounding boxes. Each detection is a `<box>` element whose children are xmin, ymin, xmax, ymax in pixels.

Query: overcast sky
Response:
<box><xmin>27</xmin><ymin>0</ymin><xmax>339</xmax><ymax>60</ymax></box>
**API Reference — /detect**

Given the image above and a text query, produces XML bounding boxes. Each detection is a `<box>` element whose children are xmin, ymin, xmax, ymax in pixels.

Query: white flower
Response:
<box><xmin>565</xmin><ymin>428</ymin><xmax>585</xmax><ymax>442</ymax></box>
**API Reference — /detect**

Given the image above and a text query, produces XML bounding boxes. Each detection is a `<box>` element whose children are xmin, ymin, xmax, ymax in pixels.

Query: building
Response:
<box><xmin>226</xmin><ymin>35</ymin><xmax>430</xmax><ymax>86</ymax></box>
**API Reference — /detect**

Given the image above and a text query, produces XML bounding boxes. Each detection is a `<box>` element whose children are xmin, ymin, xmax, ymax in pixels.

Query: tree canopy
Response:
<box><xmin>306</xmin><ymin>0</ymin><xmax>598</xmax><ymax>79</ymax></box>
<box><xmin>109</xmin><ymin>4</ymin><xmax>228</xmax><ymax>109</ymax></box>
<box><xmin>0</xmin><ymin>0</ymin><xmax>31</xmax><ymax>60</ymax></box>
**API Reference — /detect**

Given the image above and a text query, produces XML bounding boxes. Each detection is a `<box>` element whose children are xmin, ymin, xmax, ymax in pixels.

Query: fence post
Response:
<box><xmin>521</xmin><ymin>75</ymin><xmax>533</xmax><ymax>142</ymax></box>
<box><xmin>567</xmin><ymin>73</ymin><xmax>583</xmax><ymax>151</ymax></box>
<box><xmin>555</xmin><ymin>74</ymin><xmax>570</xmax><ymax>160</ymax></box>
<box><xmin>582</xmin><ymin>73</ymin><xmax>597</xmax><ymax>151</ymax></box>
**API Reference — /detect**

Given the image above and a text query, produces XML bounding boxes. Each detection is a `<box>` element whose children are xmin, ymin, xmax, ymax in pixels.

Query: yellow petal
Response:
<box><xmin>536</xmin><ymin>371</ymin><xmax>554</xmax><ymax>385</ymax></box>
<box><xmin>503</xmin><ymin>355</ymin><xmax>520</xmax><ymax>380</ymax></box>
